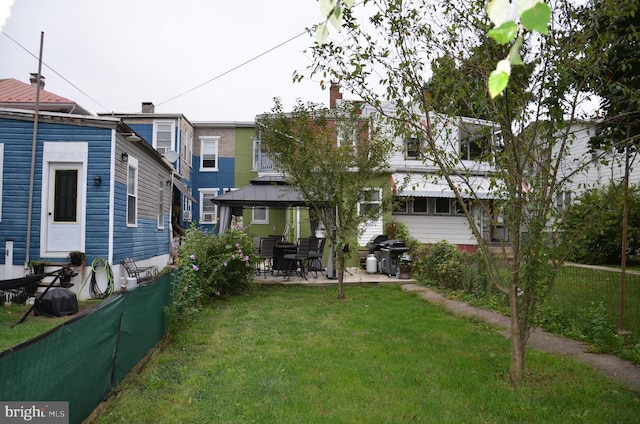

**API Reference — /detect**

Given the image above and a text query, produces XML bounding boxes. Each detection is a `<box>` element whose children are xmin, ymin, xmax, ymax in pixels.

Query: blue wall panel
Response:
<box><xmin>112</xmin><ymin>181</ymin><xmax>169</xmax><ymax>263</ymax></box>
<box><xmin>0</xmin><ymin>117</ymin><xmax>113</xmax><ymax>266</ymax></box>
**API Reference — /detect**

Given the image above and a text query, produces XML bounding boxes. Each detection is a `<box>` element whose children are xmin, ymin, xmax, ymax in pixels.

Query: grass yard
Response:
<box><xmin>0</xmin><ymin>299</ymin><xmax>102</xmax><ymax>352</ymax></box>
<box><xmin>91</xmin><ymin>284</ymin><xmax>640</xmax><ymax>424</ymax></box>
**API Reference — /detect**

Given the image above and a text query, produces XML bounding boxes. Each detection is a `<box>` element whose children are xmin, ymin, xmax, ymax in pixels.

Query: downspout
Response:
<box><xmin>24</xmin><ymin>31</ymin><xmax>44</xmax><ymax>270</ymax></box>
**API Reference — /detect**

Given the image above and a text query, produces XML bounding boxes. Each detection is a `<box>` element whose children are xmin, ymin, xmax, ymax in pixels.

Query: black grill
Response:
<box><xmin>379</xmin><ymin>240</ymin><xmax>409</xmax><ymax>276</ymax></box>
<box><xmin>367</xmin><ymin>235</ymin><xmax>389</xmax><ymax>253</ymax></box>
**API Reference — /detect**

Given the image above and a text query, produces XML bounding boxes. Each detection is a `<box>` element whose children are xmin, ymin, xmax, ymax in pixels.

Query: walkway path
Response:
<box><xmin>402</xmin><ymin>283</ymin><xmax>640</xmax><ymax>392</ymax></box>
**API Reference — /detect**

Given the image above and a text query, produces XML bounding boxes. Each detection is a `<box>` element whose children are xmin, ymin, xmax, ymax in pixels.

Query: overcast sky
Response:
<box><xmin>0</xmin><ymin>0</ymin><xmax>333</xmax><ymax>122</ymax></box>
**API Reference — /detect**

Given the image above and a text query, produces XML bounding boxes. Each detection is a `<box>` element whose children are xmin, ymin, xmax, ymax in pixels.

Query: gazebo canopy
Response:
<box><xmin>212</xmin><ymin>175</ymin><xmax>310</xmax><ymax>208</ymax></box>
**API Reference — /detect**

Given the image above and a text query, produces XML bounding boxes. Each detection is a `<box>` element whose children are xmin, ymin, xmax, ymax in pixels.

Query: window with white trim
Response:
<box><xmin>183</xmin><ymin>195</ymin><xmax>192</xmax><ymax>222</ymax></box>
<box><xmin>434</xmin><ymin>197</ymin><xmax>451</xmax><ymax>215</ymax></box>
<box><xmin>336</xmin><ymin>121</ymin><xmax>356</xmax><ymax>148</ymax></box>
<box><xmin>200</xmin><ymin>189</ymin><xmax>218</xmax><ymax>224</ymax></box>
<box><xmin>454</xmin><ymin>199</ymin><xmax>471</xmax><ymax>215</ymax></box>
<box><xmin>412</xmin><ymin>197</ymin><xmax>428</xmax><ymax>214</ymax></box>
<box><xmin>126</xmin><ymin>157</ymin><xmax>139</xmax><ymax>226</ymax></box>
<box><xmin>358</xmin><ymin>188</ymin><xmax>382</xmax><ymax>217</ymax></box>
<box><xmin>187</xmin><ymin>130</ymin><xmax>193</xmax><ymax>167</ymax></box>
<box><xmin>252</xmin><ymin>207</ymin><xmax>269</xmax><ymax>224</ymax></box>
<box><xmin>200</xmin><ymin>136</ymin><xmax>219</xmax><ymax>171</ymax></box>
<box><xmin>405</xmin><ymin>134</ymin><xmax>425</xmax><ymax>159</ymax></box>
<box><xmin>556</xmin><ymin>191</ymin><xmax>571</xmax><ymax>211</ymax></box>
<box><xmin>153</xmin><ymin>121</ymin><xmax>175</xmax><ymax>155</ymax></box>
<box><xmin>158</xmin><ymin>179</ymin><xmax>165</xmax><ymax>229</ymax></box>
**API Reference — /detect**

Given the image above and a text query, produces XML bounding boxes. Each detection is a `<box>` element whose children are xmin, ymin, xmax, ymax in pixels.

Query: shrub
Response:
<box><xmin>560</xmin><ymin>184</ymin><xmax>640</xmax><ymax>264</ymax></box>
<box><xmin>168</xmin><ymin>226</ymin><xmax>258</xmax><ymax>326</ymax></box>
<box><xmin>412</xmin><ymin>240</ymin><xmax>494</xmax><ymax>296</ymax></box>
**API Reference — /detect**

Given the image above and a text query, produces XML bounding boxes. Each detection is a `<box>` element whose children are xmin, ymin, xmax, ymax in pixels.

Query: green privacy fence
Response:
<box><xmin>0</xmin><ymin>273</ymin><xmax>173</xmax><ymax>424</ymax></box>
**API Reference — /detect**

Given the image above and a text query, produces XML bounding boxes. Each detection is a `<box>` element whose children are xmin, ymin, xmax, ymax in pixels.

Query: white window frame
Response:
<box><xmin>251</xmin><ymin>207</ymin><xmax>269</xmax><ymax>224</ymax></box>
<box><xmin>358</xmin><ymin>188</ymin><xmax>382</xmax><ymax>217</ymax></box>
<box><xmin>200</xmin><ymin>188</ymin><xmax>218</xmax><ymax>224</ymax></box>
<box><xmin>200</xmin><ymin>136</ymin><xmax>219</xmax><ymax>172</ymax></box>
<box><xmin>182</xmin><ymin>194</ymin><xmax>193</xmax><ymax>222</ymax></box>
<box><xmin>412</xmin><ymin>197</ymin><xmax>429</xmax><ymax>214</ymax></box>
<box><xmin>404</xmin><ymin>134</ymin><xmax>425</xmax><ymax>160</ymax></box>
<box><xmin>126</xmin><ymin>156</ymin><xmax>139</xmax><ymax>227</ymax></box>
<box><xmin>434</xmin><ymin>197</ymin><xmax>451</xmax><ymax>215</ymax></box>
<box><xmin>187</xmin><ymin>130</ymin><xmax>193</xmax><ymax>167</ymax></box>
<box><xmin>158</xmin><ymin>179</ymin><xmax>165</xmax><ymax>229</ymax></box>
<box><xmin>336</xmin><ymin>121</ymin><xmax>357</xmax><ymax>148</ymax></box>
<box><xmin>153</xmin><ymin>120</ymin><xmax>175</xmax><ymax>155</ymax></box>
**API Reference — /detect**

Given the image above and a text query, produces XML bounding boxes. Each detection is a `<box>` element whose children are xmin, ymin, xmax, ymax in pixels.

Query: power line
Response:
<box><xmin>2</xmin><ymin>30</ymin><xmax>111</xmax><ymax>112</ymax></box>
<box><xmin>155</xmin><ymin>29</ymin><xmax>309</xmax><ymax>108</ymax></box>
<box><xmin>2</xmin><ymin>25</ymin><xmax>314</xmax><ymax>114</ymax></box>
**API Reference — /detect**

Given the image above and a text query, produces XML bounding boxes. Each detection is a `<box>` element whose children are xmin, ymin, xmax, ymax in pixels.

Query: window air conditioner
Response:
<box><xmin>203</xmin><ymin>213</ymin><xmax>214</xmax><ymax>222</ymax></box>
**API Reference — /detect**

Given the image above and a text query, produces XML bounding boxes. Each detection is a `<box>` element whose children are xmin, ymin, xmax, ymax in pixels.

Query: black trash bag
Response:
<box><xmin>34</xmin><ymin>288</ymin><xmax>78</xmax><ymax>317</ymax></box>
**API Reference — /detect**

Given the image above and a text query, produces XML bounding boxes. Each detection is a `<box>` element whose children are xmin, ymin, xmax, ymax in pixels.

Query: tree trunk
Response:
<box><xmin>337</xmin><ymin>251</ymin><xmax>345</xmax><ymax>299</ymax></box>
<box><xmin>508</xmin><ymin>287</ymin><xmax>525</xmax><ymax>384</ymax></box>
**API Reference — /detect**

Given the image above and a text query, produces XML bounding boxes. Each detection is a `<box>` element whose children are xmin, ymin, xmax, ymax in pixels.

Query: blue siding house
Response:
<box><xmin>0</xmin><ymin>103</ymin><xmax>173</xmax><ymax>300</ymax></box>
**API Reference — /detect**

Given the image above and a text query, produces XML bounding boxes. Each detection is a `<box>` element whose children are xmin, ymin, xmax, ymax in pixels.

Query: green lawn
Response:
<box><xmin>0</xmin><ymin>299</ymin><xmax>102</xmax><ymax>352</ymax></box>
<box><xmin>91</xmin><ymin>285</ymin><xmax>640</xmax><ymax>424</ymax></box>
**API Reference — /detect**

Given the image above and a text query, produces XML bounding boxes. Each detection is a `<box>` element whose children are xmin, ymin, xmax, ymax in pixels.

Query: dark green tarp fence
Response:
<box><xmin>0</xmin><ymin>273</ymin><xmax>172</xmax><ymax>424</ymax></box>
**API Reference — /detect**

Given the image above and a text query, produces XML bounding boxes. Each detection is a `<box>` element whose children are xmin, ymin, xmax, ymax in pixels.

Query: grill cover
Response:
<box><xmin>35</xmin><ymin>288</ymin><xmax>78</xmax><ymax>317</ymax></box>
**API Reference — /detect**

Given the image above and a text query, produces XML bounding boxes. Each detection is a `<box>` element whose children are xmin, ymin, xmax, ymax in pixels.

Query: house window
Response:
<box><xmin>126</xmin><ymin>157</ymin><xmax>139</xmax><ymax>226</ymax></box>
<box><xmin>200</xmin><ymin>189</ymin><xmax>218</xmax><ymax>224</ymax></box>
<box><xmin>412</xmin><ymin>197</ymin><xmax>428</xmax><ymax>214</ymax></box>
<box><xmin>252</xmin><ymin>207</ymin><xmax>269</xmax><ymax>224</ymax></box>
<box><xmin>435</xmin><ymin>198</ymin><xmax>451</xmax><ymax>215</ymax></box>
<box><xmin>187</xmin><ymin>130</ymin><xmax>193</xmax><ymax>167</ymax></box>
<box><xmin>336</xmin><ymin>121</ymin><xmax>356</xmax><ymax>148</ymax></box>
<box><xmin>405</xmin><ymin>135</ymin><xmax>424</xmax><ymax>159</ymax></box>
<box><xmin>459</xmin><ymin>121</ymin><xmax>498</xmax><ymax>161</ymax></box>
<box><xmin>359</xmin><ymin>188</ymin><xmax>382</xmax><ymax>216</ymax></box>
<box><xmin>153</xmin><ymin>121</ymin><xmax>175</xmax><ymax>155</ymax></box>
<box><xmin>200</xmin><ymin>136</ymin><xmax>219</xmax><ymax>171</ymax></box>
<box><xmin>556</xmin><ymin>191</ymin><xmax>571</xmax><ymax>211</ymax></box>
<box><xmin>53</xmin><ymin>169</ymin><xmax>78</xmax><ymax>222</ymax></box>
<box><xmin>183</xmin><ymin>195</ymin><xmax>192</xmax><ymax>222</ymax></box>
<box><xmin>158</xmin><ymin>179</ymin><xmax>165</xmax><ymax>229</ymax></box>
<box><xmin>393</xmin><ymin>198</ymin><xmax>408</xmax><ymax>214</ymax></box>
<box><xmin>454</xmin><ymin>199</ymin><xmax>471</xmax><ymax>215</ymax></box>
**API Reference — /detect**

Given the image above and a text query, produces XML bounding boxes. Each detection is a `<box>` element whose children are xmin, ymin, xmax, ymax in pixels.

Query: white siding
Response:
<box><xmin>359</xmin><ymin>216</ymin><xmax>384</xmax><ymax>246</ymax></box>
<box><xmin>394</xmin><ymin>214</ymin><xmax>476</xmax><ymax>245</ymax></box>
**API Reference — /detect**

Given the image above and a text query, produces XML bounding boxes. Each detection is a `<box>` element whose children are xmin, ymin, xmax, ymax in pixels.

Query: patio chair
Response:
<box><xmin>283</xmin><ymin>237</ymin><xmax>312</xmax><ymax>280</ymax></box>
<box><xmin>307</xmin><ymin>236</ymin><xmax>326</xmax><ymax>278</ymax></box>
<box><xmin>121</xmin><ymin>257</ymin><xmax>158</xmax><ymax>284</ymax></box>
<box><xmin>255</xmin><ymin>237</ymin><xmax>276</xmax><ymax>278</ymax></box>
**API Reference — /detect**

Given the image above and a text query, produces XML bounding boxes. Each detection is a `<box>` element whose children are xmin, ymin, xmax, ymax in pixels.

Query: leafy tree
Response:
<box><xmin>561</xmin><ymin>184</ymin><xmax>640</xmax><ymax>264</ymax></box>
<box><xmin>575</xmin><ymin>0</ymin><xmax>640</xmax><ymax>151</ymax></box>
<box><xmin>304</xmin><ymin>0</ymin><xmax>600</xmax><ymax>383</ymax></box>
<box><xmin>257</xmin><ymin>99</ymin><xmax>394</xmax><ymax>299</ymax></box>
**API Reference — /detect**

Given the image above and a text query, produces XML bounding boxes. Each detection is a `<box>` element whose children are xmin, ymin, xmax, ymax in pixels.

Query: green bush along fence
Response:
<box><xmin>543</xmin><ymin>263</ymin><xmax>640</xmax><ymax>339</ymax></box>
<box><xmin>0</xmin><ymin>274</ymin><xmax>172</xmax><ymax>424</ymax></box>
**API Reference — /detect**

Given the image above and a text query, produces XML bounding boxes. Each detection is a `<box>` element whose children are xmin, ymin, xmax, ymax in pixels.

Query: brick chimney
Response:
<box><xmin>329</xmin><ymin>82</ymin><xmax>342</xmax><ymax>109</ymax></box>
<box><xmin>29</xmin><ymin>73</ymin><xmax>45</xmax><ymax>89</ymax></box>
<box><xmin>141</xmin><ymin>102</ymin><xmax>155</xmax><ymax>113</ymax></box>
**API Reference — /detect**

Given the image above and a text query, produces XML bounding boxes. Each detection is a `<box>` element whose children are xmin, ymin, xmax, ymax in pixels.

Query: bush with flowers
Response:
<box><xmin>168</xmin><ymin>225</ymin><xmax>258</xmax><ymax>325</ymax></box>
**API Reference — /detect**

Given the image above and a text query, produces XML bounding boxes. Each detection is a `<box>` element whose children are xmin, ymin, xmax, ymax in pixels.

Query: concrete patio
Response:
<box><xmin>253</xmin><ymin>266</ymin><xmax>417</xmax><ymax>286</ymax></box>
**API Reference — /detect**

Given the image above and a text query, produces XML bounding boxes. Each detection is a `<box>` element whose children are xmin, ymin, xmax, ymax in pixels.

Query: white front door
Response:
<box><xmin>46</xmin><ymin>163</ymin><xmax>83</xmax><ymax>252</ymax></box>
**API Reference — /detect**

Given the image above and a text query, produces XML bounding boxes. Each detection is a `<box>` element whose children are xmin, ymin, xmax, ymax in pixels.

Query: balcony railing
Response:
<box><xmin>254</xmin><ymin>150</ymin><xmax>281</xmax><ymax>172</ymax></box>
